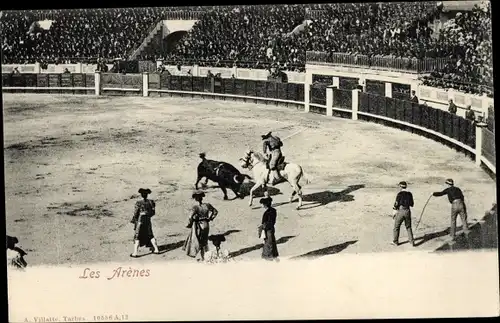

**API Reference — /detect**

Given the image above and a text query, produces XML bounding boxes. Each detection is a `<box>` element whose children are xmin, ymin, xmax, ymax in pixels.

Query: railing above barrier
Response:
<box><xmin>162</xmin><ymin>10</ymin><xmax>204</xmax><ymax>20</ymax></box>
<box><xmin>306</xmin><ymin>51</ymin><xmax>457</xmax><ymax>74</ymax></box>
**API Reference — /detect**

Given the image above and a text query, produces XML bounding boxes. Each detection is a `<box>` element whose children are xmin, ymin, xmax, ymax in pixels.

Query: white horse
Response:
<box><xmin>239</xmin><ymin>150</ymin><xmax>308</xmax><ymax>209</ymax></box>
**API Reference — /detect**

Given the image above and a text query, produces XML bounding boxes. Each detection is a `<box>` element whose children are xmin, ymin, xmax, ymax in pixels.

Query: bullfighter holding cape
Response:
<box><xmin>183</xmin><ymin>190</ymin><xmax>219</xmax><ymax>262</ymax></box>
<box><xmin>130</xmin><ymin>188</ymin><xmax>160</xmax><ymax>257</ymax></box>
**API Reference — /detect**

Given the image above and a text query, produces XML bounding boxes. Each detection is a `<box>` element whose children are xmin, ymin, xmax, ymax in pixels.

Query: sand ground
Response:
<box><xmin>3</xmin><ymin>94</ymin><xmax>496</xmax><ymax>266</ymax></box>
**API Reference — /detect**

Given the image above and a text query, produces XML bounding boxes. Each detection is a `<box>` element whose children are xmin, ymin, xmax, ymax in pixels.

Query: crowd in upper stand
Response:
<box><xmin>0</xmin><ymin>2</ymin><xmax>493</xmax><ymax>95</ymax></box>
<box><xmin>298</xmin><ymin>2</ymin><xmax>441</xmax><ymax>58</ymax></box>
<box><xmin>0</xmin><ymin>7</ymin><xmax>197</xmax><ymax>65</ymax></box>
<box><xmin>164</xmin><ymin>5</ymin><xmax>307</xmax><ymax>72</ymax></box>
<box><xmin>419</xmin><ymin>4</ymin><xmax>493</xmax><ymax>96</ymax></box>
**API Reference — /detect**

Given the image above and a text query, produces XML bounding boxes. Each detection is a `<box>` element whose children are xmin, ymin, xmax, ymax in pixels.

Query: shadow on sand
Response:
<box><xmin>199</xmin><ymin>180</ymin><xmax>281</xmax><ymax>200</ymax></box>
<box><xmin>157</xmin><ymin>240</ymin><xmax>185</xmax><ymax>254</ymax></box>
<box><xmin>129</xmin><ymin>240</ymin><xmax>185</xmax><ymax>258</ymax></box>
<box><xmin>397</xmin><ymin>224</ymin><xmax>470</xmax><ymax>247</ymax></box>
<box><xmin>414</xmin><ymin>228</ymin><xmax>450</xmax><ymax>247</ymax></box>
<box><xmin>155</xmin><ymin>229</ymin><xmax>243</xmax><ymax>256</ymax></box>
<box><xmin>290</xmin><ymin>240</ymin><xmax>357</xmax><ymax>259</ymax></box>
<box><xmin>229</xmin><ymin>235</ymin><xmax>296</xmax><ymax>258</ymax></box>
<box><xmin>208</xmin><ymin>229</ymin><xmax>242</xmax><ymax>250</ymax></box>
<box><xmin>275</xmin><ymin>184</ymin><xmax>365</xmax><ymax>209</ymax></box>
<box><xmin>239</xmin><ymin>181</ymin><xmax>281</xmax><ymax>198</ymax></box>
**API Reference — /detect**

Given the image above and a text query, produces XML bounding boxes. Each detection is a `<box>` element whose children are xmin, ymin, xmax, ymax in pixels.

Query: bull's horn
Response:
<box><xmin>234</xmin><ymin>175</ymin><xmax>241</xmax><ymax>183</ymax></box>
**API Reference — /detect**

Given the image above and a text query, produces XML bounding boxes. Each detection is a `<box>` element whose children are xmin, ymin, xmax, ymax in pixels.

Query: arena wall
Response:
<box><xmin>3</xmin><ymin>63</ymin><xmax>492</xmax><ymax>120</ymax></box>
<box><xmin>2</xmin><ymin>63</ymin><xmax>113</xmax><ymax>74</ymax></box>
<box><xmin>2</xmin><ymin>71</ymin><xmax>496</xmax><ymax>251</ymax></box>
<box><xmin>2</xmin><ymin>71</ymin><xmax>495</xmax><ymax>174</ymax></box>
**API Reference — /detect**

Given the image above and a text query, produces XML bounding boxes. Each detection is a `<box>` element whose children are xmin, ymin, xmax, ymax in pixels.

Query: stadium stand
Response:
<box><xmin>0</xmin><ymin>2</ymin><xmax>493</xmax><ymax>96</ymax></box>
<box><xmin>419</xmin><ymin>4</ymin><xmax>493</xmax><ymax>96</ymax></box>
<box><xmin>0</xmin><ymin>7</ymin><xmax>203</xmax><ymax>65</ymax></box>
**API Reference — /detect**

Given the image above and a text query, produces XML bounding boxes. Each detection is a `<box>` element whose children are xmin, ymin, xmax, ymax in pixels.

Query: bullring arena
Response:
<box><xmin>3</xmin><ymin>93</ymin><xmax>496</xmax><ymax>266</ymax></box>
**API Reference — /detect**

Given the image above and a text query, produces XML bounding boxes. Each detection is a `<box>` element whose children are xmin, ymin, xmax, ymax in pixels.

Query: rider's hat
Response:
<box><xmin>398</xmin><ymin>181</ymin><xmax>407</xmax><ymax>189</ymax></box>
<box><xmin>261</xmin><ymin>131</ymin><xmax>272</xmax><ymax>139</ymax></box>
<box><xmin>445</xmin><ymin>178</ymin><xmax>454</xmax><ymax>186</ymax></box>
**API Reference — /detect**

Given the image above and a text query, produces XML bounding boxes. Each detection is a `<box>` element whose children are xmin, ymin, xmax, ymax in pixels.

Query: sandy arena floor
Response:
<box><xmin>3</xmin><ymin>94</ymin><xmax>496</xmax><ymax>266</ymax></box>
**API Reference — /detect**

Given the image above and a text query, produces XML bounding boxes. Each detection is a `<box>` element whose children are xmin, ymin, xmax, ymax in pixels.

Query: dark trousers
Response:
<box><xmin>393</xmin><ymin>208</ymin><xmax>414</xmax><ymax>244</ymax></box>
<box><xmin>450</xmin><ymin>200</ymin><xmax>469</xmax><ymax>239</ymax></box>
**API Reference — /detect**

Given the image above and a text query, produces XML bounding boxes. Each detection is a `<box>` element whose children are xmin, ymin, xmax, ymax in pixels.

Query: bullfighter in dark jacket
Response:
<box><xmin>432</xmin><ymin>179</ymin><xmax>469</xmax><ymax>240</ymax></box>
<box><xmin>391</xmin><ymin>181</ymin><xmax>416</xmax><ymax>247</ymax></box>
<box><xmin>258</xmin><ymin>197</ymin><xmax>279</xmax><ymax>260</ymax></box>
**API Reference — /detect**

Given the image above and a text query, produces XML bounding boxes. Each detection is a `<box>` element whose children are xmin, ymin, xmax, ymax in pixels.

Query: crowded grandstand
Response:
<box><xmin>0</xmin><ymin>2</ymin><xmax>493</xmax><ymax>96</ymax></box>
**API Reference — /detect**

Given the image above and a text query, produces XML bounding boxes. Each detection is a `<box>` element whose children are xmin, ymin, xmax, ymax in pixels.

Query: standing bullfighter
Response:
<box><xmin>432</xmin><ymin>179</ymin><xmax>469</xmax><ymax>240</ymax></box>
<box><xmin>183</xmin><ymin>190</ymin><xmax>219</xmax><ymax>262</ymax></box>
<box><xmin>391</xmin><ymin>181</ymin><xmax>416</xmax><ymax>247</ymax></box>
<box><xmin>258</xmin><ymin>197</ymin><xmax>279</xmax><ymax>260</ymax></box>
<box><xmin>130</xmin><ymin>188</ymin><xmax>160</xmax><ymax>257</ymax></box>
<box><xmin>262</xmin><ymin>131</ymin><xmax>284</xmax><ymax>185</ymax></box>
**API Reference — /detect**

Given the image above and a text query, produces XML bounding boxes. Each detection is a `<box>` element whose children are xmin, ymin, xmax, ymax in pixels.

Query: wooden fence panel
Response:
<box><xmin>359</xmin><ymin>92</ymin><xmax>369</xmax><ymax>112</ymax></box>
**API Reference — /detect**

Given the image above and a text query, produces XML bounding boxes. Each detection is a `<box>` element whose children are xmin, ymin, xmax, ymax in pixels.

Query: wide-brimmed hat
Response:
<box><xmin>192</xmin><ymin>190</ymin><xmax>206</xmax><ymax>198</ymax></box>
<box><xmin>138</xmin><ymin>188</ymin><xmax>152</xmax><ymax>195</ymax></box>
<box><xmin>398</xmin><ymin>181</ymin><xmax>407</xmax><ymax>188</ymax></box>
<box><xmin>261</xmin><ymin>131</ymin><xmax>272</xmax><ymax>139</ymax></box>
<box><xmin>259</xmin><ymin>197</ymin><xmax>272</xmax><ymax>206</ymax></box>
<box><xmin>445</xmin><ymin>179</ymin><xmax>454</xmax><ymax>185</ymax></box>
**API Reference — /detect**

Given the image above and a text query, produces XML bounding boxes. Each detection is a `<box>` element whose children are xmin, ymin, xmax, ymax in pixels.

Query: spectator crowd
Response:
<box><xmin>419</xmin><ymin>4</ymin><xmax>493</xmax><ymax>96</ymax></box>
<box><xmin>0</xmin><ymin>2</ymin><xmax>493</xmax><ymax>95</ymax></box>
<box><xmin>164</xmin><ymin>5</ymin><xmax>307</xmax><ymax>72</ymax></box>
<box><xmin>1</xmin><ymin>7</ymin><xmax>200</xmax><ymax>65</ymax></box>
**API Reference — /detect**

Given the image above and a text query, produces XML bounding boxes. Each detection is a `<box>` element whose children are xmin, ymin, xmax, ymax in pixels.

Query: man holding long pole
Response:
<box><xmin>432</xmin><ymin>179</ymin><xmax>470</xmax><ymax>241</ymax></box>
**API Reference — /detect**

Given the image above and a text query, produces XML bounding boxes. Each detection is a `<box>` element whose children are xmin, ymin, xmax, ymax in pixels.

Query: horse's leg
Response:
<box><xmin>248</xmin><ymin>182</ymin><xmax>261</xmax><ymax>207</ymax></box>
<box><xmin>296</xmin><ymin>182</ymin><xmax>303</xmax><ymax>209</ymax></box>
<box><xmin>288</xmin><ymin>180</ymin><xmax>297</xmax><ymax>204</ymax></box>
<box><xmin>203</xmin><ymin>177</ymin><xmax>209</xmax><ymax>187</ymax></box>
<box><xmin>288</xmin><ymin>179</ymin><xmax>303</xmax><ymax>209</ymax></box>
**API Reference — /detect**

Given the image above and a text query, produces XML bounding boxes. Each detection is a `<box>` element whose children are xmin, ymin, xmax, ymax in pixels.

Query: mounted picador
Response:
<box><xmin>195</xmin><ymin>152</ymin><xmax>251</xmax><ymax>200</ymax></box>
<box><xmin>261</xmin><ymin>131</ymin><xmax>286</xmax><ymax>185</ymax></box>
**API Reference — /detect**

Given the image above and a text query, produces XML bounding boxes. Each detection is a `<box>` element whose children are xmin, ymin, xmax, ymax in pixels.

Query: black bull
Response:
<box><xmin>195</xmin><ymin>153</ymin><xmax>251</xmax><ymax>200</ymax></box>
